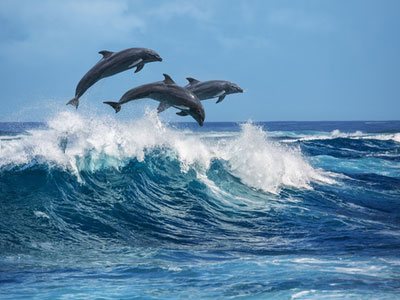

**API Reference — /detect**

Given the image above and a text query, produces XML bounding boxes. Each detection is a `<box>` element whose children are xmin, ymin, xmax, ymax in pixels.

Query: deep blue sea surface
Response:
<box><xmin>1</xmin><ymin>112</ymin><xmax>400</xmax><ymax>299</ymax></box>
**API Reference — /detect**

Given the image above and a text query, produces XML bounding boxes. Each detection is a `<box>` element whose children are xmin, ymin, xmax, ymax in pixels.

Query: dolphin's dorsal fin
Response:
<box><xmin>163</xmin><ymin>74</ymin><xmax>175</xmax><ymax>85</ymax></box>
<box><xmin>99</xmin><ymin>50</ymin><xmax>114</xmax><ymax>58</ymax></box>
<box><xmin>186</xmin><ymin>77</ymin><xmax>200</xmax><ymax>85</ymax></box>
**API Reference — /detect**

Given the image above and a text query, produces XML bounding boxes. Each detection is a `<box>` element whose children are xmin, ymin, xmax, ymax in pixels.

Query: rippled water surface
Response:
<box><xmin>1</xmin><ymin>112</ymin><xmax>399</xmax><ymax>299</ymax></box>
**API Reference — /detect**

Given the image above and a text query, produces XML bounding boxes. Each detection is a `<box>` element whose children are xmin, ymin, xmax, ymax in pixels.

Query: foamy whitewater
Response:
<box><xmin>1</xmin><ymin>112</ymin><xmax>399</xmax><ymax>299</ymax></box>
<box><xmin>0</xmin><ymin>111</ymin><xmax>333</xmax><ymax>194</ymax></box>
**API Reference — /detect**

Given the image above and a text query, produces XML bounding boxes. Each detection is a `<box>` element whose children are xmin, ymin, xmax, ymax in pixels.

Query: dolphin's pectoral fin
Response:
<box><xmin>163</xmin><ymin>74</ymin><xmax>176</xmax><ymax>85</ymax></box>
<box><xmin>216</xmin><ymin>95</ymin><xmax>226</xmax><ymax>103</ymax></box>
<box><xmin>157</xmin><ymin>102</ymin><xmax>171</xmax><ymax>113</ymax></box>
<box><xmin>214</xmin><ymin>90</ymin><xmax>226</xmax><ymax>103</ymax></box>
<box><xmin>176</xmin><ymin>111</ymin><xmax>189</xmax><ymax>116</ymax></box>
<box><xmin>134</xmin><ymin>62</ymin><xmax>145</xmax><ymax>73</ymax></box>
<box><xmin>99</xmin><ymin>50</ymin><xmax>114</xmax><ymax>59</ymax></box>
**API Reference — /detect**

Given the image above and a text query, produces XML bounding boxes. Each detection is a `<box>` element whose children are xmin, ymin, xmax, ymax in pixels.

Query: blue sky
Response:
<box><xmin>0</xmin><ymin>0</ymin><xmax>399</xmax><ymax>122</ymax></box>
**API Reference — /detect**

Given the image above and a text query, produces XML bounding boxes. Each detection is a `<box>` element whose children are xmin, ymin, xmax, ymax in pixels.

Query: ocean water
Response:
<box><xmin>0</xmin><ymin>111</ymin><xmax>399</xmax><ymax>299</ymax></box>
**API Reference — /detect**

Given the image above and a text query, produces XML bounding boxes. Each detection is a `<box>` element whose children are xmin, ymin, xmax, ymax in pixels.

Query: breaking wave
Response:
<box><xmin>1</xmin><ymin>113</ymin><xmax>399</xmax><ymax>299</ymax></box>
<box><xmin>0</xmin><ymin>110</ymin><xmax>333</xmax><ymax>194</ymax></box>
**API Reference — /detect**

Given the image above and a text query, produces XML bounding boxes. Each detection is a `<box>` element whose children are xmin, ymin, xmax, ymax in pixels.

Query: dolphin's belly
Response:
<box><xmin>173</xmin><ymin>105</ymin><xmax>190</xmax><ymax>110</ymax></box>
<box><xmin>150</xmin><ymin>93</ymin><xmax>192</xmax><ymax>109</ymax></box>
<box><xmin>101</xmin><ymin>61</ymin><xmax>132</xmax><ymax>77</ymax></box>
<box><xmin>149</xmin><ymin>93</ymin><xmax>166</xmax><ymax>102</ymax></box>
<box><xmin>100</xmin><ymin>56</ymin><xmax>143</xmax><ymax>78</ymax></box>
<box><xmin>190</xmin><ymin>87</ymin><xmax>222</xmax><ymax>100</ymax></box>
<box><xmin>74</xmin><ymin>59</ymin><xmax>128</xmax><ymax>97</ymax></box>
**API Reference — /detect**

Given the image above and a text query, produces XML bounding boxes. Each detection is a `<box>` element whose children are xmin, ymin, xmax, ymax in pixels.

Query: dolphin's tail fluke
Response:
<box><xmin>103</xmin><ymin>101</ymin><xmax>121</xmax><ymax>113</ymax></box>
<box><xmin>66</xmin><ymin>97</ymin><xmax>79</xmax><ymax>109</ymax></box>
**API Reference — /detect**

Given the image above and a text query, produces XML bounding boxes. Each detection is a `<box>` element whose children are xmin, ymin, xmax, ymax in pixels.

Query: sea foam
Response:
<box><xmin>0</xmin><ymin>110</ymin><xmax>333</xmax><ymax>194</ymax></box>
<box><xmin>291</xmin><ymin>129</ymin><xmax>400</xmax><ymax>143</ymax></box>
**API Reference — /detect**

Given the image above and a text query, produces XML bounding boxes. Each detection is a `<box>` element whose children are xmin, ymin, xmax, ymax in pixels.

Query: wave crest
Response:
<box><xmin>0</xmin><ymin>111</ymin><xmax>333</xmax><ymax>194</ymax></box>
<box><xmin>294</xmin><ymin>129</ymin><xmax>400</xmax><ymax>143</ymax></box>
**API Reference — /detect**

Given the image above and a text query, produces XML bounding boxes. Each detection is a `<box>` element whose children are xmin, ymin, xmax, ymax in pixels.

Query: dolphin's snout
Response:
<box><xmin>195</xmin><ymin>114</ymin><xmax>205</xmax><ymax>126</ymax></box>
<box><xmin>149</xmin><ymin>51</ymin><xmax>162</xmax><ymax>62</ymax></box>
<box><xmin>189</xmin><ymin>109</ymin><xmax>205</xmax><ymax>126</ymax></box>
<box><xmin>231</xmin><ymin>83</ymin><xmax>243</xmax><ymax>93</ymax></box>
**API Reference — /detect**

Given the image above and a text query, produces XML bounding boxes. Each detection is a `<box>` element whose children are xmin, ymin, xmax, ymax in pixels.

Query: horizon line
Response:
<box><xmin>1</xmin><ymin>120</ymin><xmax>400</xmax><ymax>124</ymax></box>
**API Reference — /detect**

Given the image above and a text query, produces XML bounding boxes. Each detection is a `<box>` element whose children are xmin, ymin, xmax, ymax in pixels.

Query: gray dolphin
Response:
<box><xmin>103</xmin><ymin>74</ymin><xmax>205</xmax><ymax>126</ymax></box>
<box><xmin>185</xmin><ymin>77</ymin><xmax>243</xmax><ymax>103</ymax></box>
<box><xmin>67</xmin><ymin>48</ymin><xmax>162</xmax><ymax>108</ymax></box>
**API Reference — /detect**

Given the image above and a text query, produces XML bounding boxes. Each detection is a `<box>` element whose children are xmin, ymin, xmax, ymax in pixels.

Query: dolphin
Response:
<box><xmin>185</xmin><ymin>77</ymin><xmax>243</xmax><ymax>103</ymax></box>
<box><xmin>103</xmin><ymin>74</ymin><xmax>205</xmax><ymax>126</ymax></box>
<box><xmin>67</xmin><ymin>48</ymin><xmax>162</xmax><ymax>108</ymax></box>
